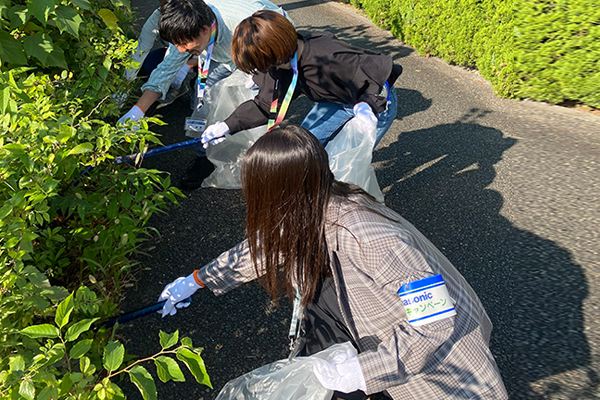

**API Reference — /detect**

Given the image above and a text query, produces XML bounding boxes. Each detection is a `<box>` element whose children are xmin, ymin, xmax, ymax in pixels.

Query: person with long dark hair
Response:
<box><xmin>159</xmin><ymin>125</ymin><xmax>508</xmax><ymax>399</ymax></box>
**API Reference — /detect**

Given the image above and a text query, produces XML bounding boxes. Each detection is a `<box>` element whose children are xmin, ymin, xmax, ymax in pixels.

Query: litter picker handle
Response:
<box><xmin>93</xmin><ymin>296</ymin><xmax>192</xmax><ymax>331</ymax></box>
<box><xmin>114</xmin><ymin>137</ymin><xmax>204</xmax><ymax>164</ymax></box>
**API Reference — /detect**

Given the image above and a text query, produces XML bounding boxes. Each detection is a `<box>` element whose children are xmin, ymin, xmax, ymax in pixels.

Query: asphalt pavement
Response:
<box><xmin>119</xmin><ymin>0</ymin><xmax>600</xmax><ymax>399</ymax></box>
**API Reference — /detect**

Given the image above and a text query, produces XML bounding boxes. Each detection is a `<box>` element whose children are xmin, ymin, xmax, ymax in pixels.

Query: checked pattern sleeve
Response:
<box><xmin>197</xmin><ymin>239</ymin><xmax>262</xmax><ymax>295</ymax></box>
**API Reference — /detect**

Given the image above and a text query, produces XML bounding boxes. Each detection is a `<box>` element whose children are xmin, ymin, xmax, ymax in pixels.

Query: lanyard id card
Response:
<box><xmin>398</xmin><ymin>274</ymin><xmax>456</xmax><ymax>326</ymax></box>
<box><xmin>267</xmin><ymin>52</ymin><xmax>298</xmax><ymax>132</ymax></box>
<box><xmin>184</xmin><ymin>20</ymin><xmax>216</xmax><ymax>133</ymax></box>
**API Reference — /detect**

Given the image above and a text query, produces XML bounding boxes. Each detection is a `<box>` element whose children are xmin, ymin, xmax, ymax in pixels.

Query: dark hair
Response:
<box><xmin>159</xmin><ymin>0</ymin><xmax>215</xmax><ymax>46</ymax></box>
<box><xmin>232</xmin><ymin>10</ymin><xmax>298</xmax><ymax>74</ymax></box>
<box><xmin>241</xmin><ymin>126</ymin><xmax>333</xmax><ymax>305</ymax></box>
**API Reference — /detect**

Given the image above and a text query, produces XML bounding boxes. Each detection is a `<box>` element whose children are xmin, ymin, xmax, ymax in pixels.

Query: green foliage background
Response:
<box><xmin>350</xmin><ymin>0</ymin><xmax>600</xmax><ymax>108</ymax></box>
<box><xmin>0</xmin><ymin>0</ymin><xmax>209</xmax><ymax>398</ymax></box>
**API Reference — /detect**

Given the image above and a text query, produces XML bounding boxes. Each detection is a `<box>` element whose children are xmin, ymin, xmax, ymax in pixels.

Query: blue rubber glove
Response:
<box><xmin>118</xmin><ymin>104</ymin><xmax>145</xmax><ymax>128</ymax></box>
<box><xmin>352</xmin><ymin>102</ymin><xmax>378</xmax><ymax>131</ymax></box>
<box><xmin>201</xmin><ymin>121</ymin><xmax>230</xmax><ymax>148</ymax></box>
<box><xmin>158</xmin><ymin>272</ymin><xmax>203</xmax><ymax>317</ymax></box>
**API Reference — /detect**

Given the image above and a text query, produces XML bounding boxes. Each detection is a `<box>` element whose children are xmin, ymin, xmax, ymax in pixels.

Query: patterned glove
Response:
<box><xmin>201</xmin><ymin>121</ymin><xmax>230</xmax><ymax>148</ymax></box>
<box><xmin>158</xmin><ymin>272</ymin><xmax>203</xmax><ymax>317</ymax></box>
<box><xmin>171</xmin><ymin>63</ymin><xmax>192</xmax><ymax>89</ymax></box>
<box><xmin>352</xmin><ymin>102</ymin><xmax>378</xmax><ymax>131</ymax></box>
<box><xmin>313</xmin><ymin>346</ymin><xmax>367</xmax><ymax>394</ymax></box>
<box><xmin>118</xmin><ymin>104</ymin><xmax>145</xmax><ymax>127</ymax></box>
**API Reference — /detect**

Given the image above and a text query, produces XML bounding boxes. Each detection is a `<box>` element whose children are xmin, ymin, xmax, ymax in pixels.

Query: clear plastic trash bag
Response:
<box><xmin>185</xmin><ymin>69</ymin><xmax>267</xmax><ymax>189</ymax></box>
<box><xmin>215</xmin><ymin>342</ymin><xmax>357</xmax><ymax>400</ymax></box>
<box><xmin>325</xmin><ymin>118</ymin><xmax>384</xmax><ymax>202</ymax></box>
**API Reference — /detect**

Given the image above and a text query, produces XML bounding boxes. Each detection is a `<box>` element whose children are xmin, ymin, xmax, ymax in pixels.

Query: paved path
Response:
<box><xmin>121</xmin><ymin>0</ymin><xmax>600</xmax><ymax>399</ymax></box>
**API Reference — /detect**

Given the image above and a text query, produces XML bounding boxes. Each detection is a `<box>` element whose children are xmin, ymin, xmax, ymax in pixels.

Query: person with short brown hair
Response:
<box><xmin>201</xmin><ymin>10</ymin><xmax>402</xmax><ymax>153</ymax></box>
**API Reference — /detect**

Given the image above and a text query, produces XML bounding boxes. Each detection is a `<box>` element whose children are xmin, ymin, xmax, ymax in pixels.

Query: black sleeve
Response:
<box><xmin>224</xmin><ymin>71</ymin><xmax>277</xmax><ymax>134</ymax></box>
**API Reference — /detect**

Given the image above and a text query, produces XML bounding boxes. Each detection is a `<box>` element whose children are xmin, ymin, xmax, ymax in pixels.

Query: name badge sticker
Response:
<box><xmin>398</xmin><ymin>274</ymin><xmax>456</xmax><ymax>326</ymax></box>
<box><xmin>185</xmin><ymin>117</ymin><xmax>207</xmax><ymax>133</ymax></box>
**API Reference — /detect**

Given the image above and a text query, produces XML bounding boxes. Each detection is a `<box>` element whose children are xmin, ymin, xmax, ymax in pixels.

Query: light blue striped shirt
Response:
<box><xmin>142</xmin><ymin>0</ymin><xmax>283</xmax><ymax>99</ymax></box>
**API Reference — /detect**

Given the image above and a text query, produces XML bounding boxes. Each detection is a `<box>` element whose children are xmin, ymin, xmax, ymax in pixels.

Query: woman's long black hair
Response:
<box><xmin>241</xmin><ymin>125</ymin><xmax>372</xmax><ymax>305</ymax></box>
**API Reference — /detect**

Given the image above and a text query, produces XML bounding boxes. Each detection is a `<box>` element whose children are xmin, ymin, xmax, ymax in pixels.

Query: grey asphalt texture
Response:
<box><xmin>118</xmin><ymin>0</ymin><xmax>600</xmax><ymax>399</ymax></box>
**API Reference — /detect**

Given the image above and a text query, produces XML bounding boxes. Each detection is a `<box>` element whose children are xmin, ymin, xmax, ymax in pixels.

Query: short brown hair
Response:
<box><xmin>231</xmin><ymin>10</ymin><xmax>297</xmax><ymax>74</ymax></box>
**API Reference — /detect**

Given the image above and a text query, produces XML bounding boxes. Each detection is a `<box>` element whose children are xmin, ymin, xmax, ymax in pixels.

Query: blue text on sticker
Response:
<box><xmin>398</xmin><ymin>274</ymin><xmax>456</xmax><ymax>326</ymax></box>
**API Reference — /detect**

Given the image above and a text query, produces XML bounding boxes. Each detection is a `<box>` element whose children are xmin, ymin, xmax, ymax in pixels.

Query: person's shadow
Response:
<box><xmin>374</xmin><ymin>106</ymin><xmax>595</xmax><ymax>399</ymax></box>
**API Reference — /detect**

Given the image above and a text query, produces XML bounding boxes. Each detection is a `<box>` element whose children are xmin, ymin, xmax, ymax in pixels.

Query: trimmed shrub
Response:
<box><xmin>352</xmin><ymin>0</ymin><xmax>600</xmax><ymax>108</ymax></box>
<box><xmin>514</xmin><ymin>0</ymin><xmax>600</xmax><ymax>107</ymax></box>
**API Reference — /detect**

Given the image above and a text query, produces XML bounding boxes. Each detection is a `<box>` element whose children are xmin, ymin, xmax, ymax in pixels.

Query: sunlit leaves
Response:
<box><xmin>176</xmin><ymin>348</ymin><xmax>212</xmax><ymax>388</ymax></box>
<box><xmin>55</xmin><ymin>292</ymin><xmax>74</xmax><ymax>328</ymax></box>
<box><xmin>154</xmin><ymin>356</ymin><xmax>185</xmax><ymax>383</ymax></box>
<box><xmin>103</xmin><ymin>341</ymin><xmax>124</xmax><ymax>372</ymax></box>
<box><xmin>20</xmin><ymin>324</ymin><xmax>60</xmax><ymax>338</ymax></box>
<box><xmin>27</xmin><ymin>0</ymin><xmax>56</xmax><ymax>26</ymax></box>
<box><xmin>23</xmin><ymin>33</ymin><xmax>54</xmax><ymax>64</ymax></box>
<box><xmin>128</xmin><ymin>365</ymin><xmax>157</xmax><ymax>400</ymax></box>
<box><xmin>54</xmin><ymin>6</ymin><xmax>82</xmax><ymax>38</ymax></box>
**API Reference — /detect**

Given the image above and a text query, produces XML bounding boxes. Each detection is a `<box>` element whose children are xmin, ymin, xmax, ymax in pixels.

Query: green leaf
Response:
<box><xmin>70</xmin><ymin>0</ymin><xmax>91</xmax><ymax>10</ymax></box>
<box><xmin>46</xmin><ymin>44</ymin><xmax>67</xmax><ymax>69</ymax></box>
<box><xmin>20</xmin><ymin>323</ymin><xmax>60</xmax><ymax>338</ymax></box>
<box><xmin>23</xmin><ymin>33</ymin><xmax>53</xmax><ymax>64</ymax></box>
<box><xmin>159</xmin><ymin>330</ymin><xmax>179</xmax><ymax>350</ymax></box>
<box><xmin>37</xmin><ymin>386</ymin><xmax>59</xmax><ymax>400</ymax></box>
<box><xmin>19</xmin><ymin>378</ymin><xmax>35</xmax><ymax>400</ymax></box>
<box><xmin>54</xmin><ymin>6</ymin><xmax>82</xmax><ymax>38</ymax></box>
<box><xmin>176</xmin><ymin>348</ymin><xmax>212</xmax><ymax>388</ymax></box>
<box><xmin>0</xmin><ymin>203</ymin><xmax>12</xmax><ymax>219</ymax></box>
<box><xmin>80</xmin><ymin>356</ymin><xmax>92</xmax><ymax>374</ymax></box>
<box><xmin>65</xmin><ymin>318</ymin><xmax>99</xmax><ymax>342</ymax></box>
<box><xmin>28</xmin><ymin>0</ymin><xmax>56</xmax><ymax>26</ymax></box>
<box><xmin>9</xmin><ymin>355</ymin><xmax>25</xmax><ymax>372</ymax></box>
<box><xmin>0</xmin><ymin>31</ymin><xmax>27</xmax><ymax>65</ymax></box>
<box><xmin>120</xmin><ymin>190</ymin><xmax>131</xmax><ymax>208</ymax></box>
<box><xmin>97</xmin><ymin>8</ymin><xmax>118</xmax><ymax>28</ymax></box>
<box><xmin>8</xmin><ymin>5</ymin><xmax>27</xmax><ymax>29</ymax></box>
<box><xmin>3</xmin><ymin>142</ymin><xmax>26</xmax><ymax>154</ymax></box>
<box><xmin>69</xmin><ymin>339</ymin><xmax>93</xmax><ymax>358</ymax></box>
<box><xmin>103</xmin><ymin>341</ymin><xmax>124</xmax><ymax>372</ymax></box>
<box><xmin>0</xmin><ymin>85</ymin><xmax>9</xmax><ymax>114</ymax></box>
<box><xmin>67</xmin><ymin>142</ymin><xmax>93</xmax><ymax>155</ymax></box>
<box><xmin>154</xmin><ymin>356</ymin><xmax>185</xmax><ymax>383</ymax></box>
<box><xmin>55</xmin><ymin>292</ymin><xmax>74</xmax><ymax>328</ymax></box>
<box><xmin>128</xmin><ymin>365</ymin><xmax>157</xmax><ymax>400</ymax></box>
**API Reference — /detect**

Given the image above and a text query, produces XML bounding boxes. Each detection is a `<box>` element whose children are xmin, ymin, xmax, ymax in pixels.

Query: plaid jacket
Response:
<box><xmin>198</xmin><ymin>196</ymin><xmax>507</xmax><ymax>399</ymax></box>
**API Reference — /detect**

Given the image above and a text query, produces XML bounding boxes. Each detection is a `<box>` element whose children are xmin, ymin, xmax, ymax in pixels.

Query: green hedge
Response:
<box><xmin>351</xmin><ymin>0</ymin><xmax>600</xmax><ymax>108</ymax></box>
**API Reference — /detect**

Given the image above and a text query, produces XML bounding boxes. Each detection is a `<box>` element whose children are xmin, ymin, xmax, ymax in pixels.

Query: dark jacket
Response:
<box><xmin>224</xmin><ymin>31</ymin><xmax>400</xmax><ymax>134</ymax></box>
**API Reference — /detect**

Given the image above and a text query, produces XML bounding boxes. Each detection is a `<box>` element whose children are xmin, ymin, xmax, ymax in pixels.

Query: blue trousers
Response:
<box><xmin>301</xmin><ymin>87</ymin><xmax>397</xmax><ymax>149</ymax></box>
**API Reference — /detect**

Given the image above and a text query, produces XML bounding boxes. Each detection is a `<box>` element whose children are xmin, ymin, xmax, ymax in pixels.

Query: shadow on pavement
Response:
<box><xmin>375</xmin><ymin>106</ymin><xmax>594</xmax><ymax>399</ymax></box>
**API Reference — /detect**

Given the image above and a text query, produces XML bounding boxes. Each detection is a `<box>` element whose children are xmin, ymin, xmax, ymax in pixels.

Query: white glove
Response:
<box><xmin>352</xmin><ymin>102</ymin><xmax>378</xmax><ymax>131</ymax></box>
<box><xmin>201</xmin><ymin>121</ymin><xmax>230</xmax><ymax>148</ymax></box>
<box><xmin>313</xmin><ymin>346</ymin><xmax>367</xmax><ymax>394</ymax></box>
<box><xmin>158</xmin><ymin>272</ymin><xmax>203</xmax><ymax>317</ymax></box>
<box><xmin>118</xmin><ymin>105</ymin><xmax>145</xmax><ymax>127</ymax></box>
<box><xmin>171</xmin><ymin>63</ymin><xmax>191</xmax><ymax>89</ymax></box>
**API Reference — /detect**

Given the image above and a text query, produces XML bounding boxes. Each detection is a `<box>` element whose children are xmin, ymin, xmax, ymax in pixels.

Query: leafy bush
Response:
<box><xmin>351</xmin><ymin>0</ymin><xmax>600</xmax><ymax>108</ymax></box>
<box><xmin>0</xmin><ymin>0</ymin><xmax>196</xmax><ymax>398</ymax></box>
<box><xmin>514</xmin><ymin>0</ymin><xmax>600</xmax><ymax>107</ymax></box>
<box><xmin>3</xmin><ymin>290</ymin><xmax>210</xmax><ymax>400</ymax></box>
